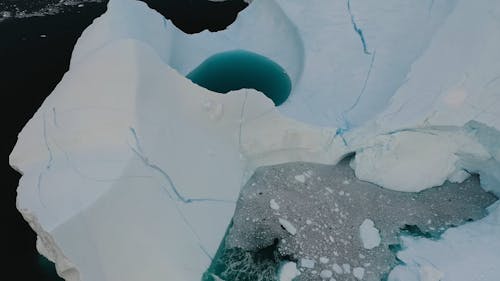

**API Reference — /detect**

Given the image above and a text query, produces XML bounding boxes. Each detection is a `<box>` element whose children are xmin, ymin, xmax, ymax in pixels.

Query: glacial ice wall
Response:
<box><xmin>9</xmin><ymin>0</ymin><xmax>500</xmax><ymax>280</ymax></box>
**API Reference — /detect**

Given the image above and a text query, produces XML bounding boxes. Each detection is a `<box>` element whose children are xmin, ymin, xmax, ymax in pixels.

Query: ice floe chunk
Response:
<box><xmin>320</xmin><ymin>269</ymin><xmax>333</xmax><ymax>279</ymax></box>
<box><xmin>342</xmin><ymin>263</ymin><xmax>351</xmax><ymax>274</ymax></box>
<box><xmin>300</xmin><ymin>258</ymin><xmax>315</xmax><ymax>269</ymax></box>
<box><xmin>279</xmin><ymin>218</ymin><xmax>297</xmax><ymax>235</ymax></box>
<box><xmin>278</xmin><ymin>262</ymin><xmax>300</xmax><ymax>281</ymax></box>
<box><xmin>270</xmin><ymin>199</ymin><xmax>280</xmax><ymax>210</ymax></box>
<box><xmin>332</xmin><ymin>263</ymin><xmax>343</xmax><ymax>275</ymax></box>
<box><xmin>294</xmin><ymin>174</ymin><xmax>306</xmax><ymax>183</ymax></box>
<box><xmin>353</xmin><ymin>267</ymin><xmax>365</xmax><ymax>280</ymax></box>
<box><xmin>352</xmin><ymin>127</ymin><xmax>491</xmax><ymax>192</ymax></box>
<box><xmin>359</xmin><ymin>219</ymin><xmax>381</xmax><ymax>249</ymax></box>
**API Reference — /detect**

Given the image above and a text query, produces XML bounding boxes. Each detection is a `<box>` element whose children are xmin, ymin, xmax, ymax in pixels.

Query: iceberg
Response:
<box><xmin>9</xmin><ymin>0</ymin><xmax>500</xmax><ymax>280</ymax></box>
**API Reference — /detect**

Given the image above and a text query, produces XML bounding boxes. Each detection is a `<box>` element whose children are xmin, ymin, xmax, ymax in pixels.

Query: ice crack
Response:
<box><xmin>129</xmin><ymin>127</ymin><xmax>236</xmax><ymax>260</ymax></box>
<box><xmin>238</xmin><ymin>91</ymin><xmax>249</xmax><ymax>150</ymax></box>
<box><xmin>347</xmin><ymin>0</ymin><xmax>371</xmax><ymax>55</ymax></box>
<box><xmin>52</xmin><ymin>107</ymin><xmax>59</xmax><ymax>128</ymax></box>
<box><xmin>37</xmin><ymin>113</ymin><xmax>54</xmax><ymax>207</ymax></box>
<box><xmin>129</xmin><ymin>127</ymin><xmax>235</xmax><ymax>204</ymax></box>
<box><xmin>337</xmin><ymin>51</ymin><xmax>376</xmax><ymax>137</ymax></box>
<box><xmin>43</xmin><ymin>113</ymin><xmax>54</xmax><ymax>170</ymax></box>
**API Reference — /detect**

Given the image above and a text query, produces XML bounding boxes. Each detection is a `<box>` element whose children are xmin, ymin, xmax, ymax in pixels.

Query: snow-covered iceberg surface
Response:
<box><xmin>9</xmin><ymin>0</ymin><xmax>500</xmax><ymax>280</ymax></box>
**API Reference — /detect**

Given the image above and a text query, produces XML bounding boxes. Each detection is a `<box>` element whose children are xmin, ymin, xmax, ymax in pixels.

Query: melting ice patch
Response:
<box><xmin>187</xmin><ymin>50</ymin><xmax>292</xmax><ymax>106</ymax></box>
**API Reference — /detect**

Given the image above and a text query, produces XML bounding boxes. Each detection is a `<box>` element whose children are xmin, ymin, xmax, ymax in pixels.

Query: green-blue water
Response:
<box><xmin>187</xmin><ymin>50</ymin><xmax>292</xmax><ymax>106</ymax></box>
<box><xmin>37</xmin><ymin>255</ymin><xmax>64</xmax><ymax>281</ymax></box>
<box><xmin>201</xmin><ymin>222</ymin><xmax>284</xmax><ymax>281</ymax></box>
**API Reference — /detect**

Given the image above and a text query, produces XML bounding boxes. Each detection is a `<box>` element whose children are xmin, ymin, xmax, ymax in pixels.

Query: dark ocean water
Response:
<box><xmin>2</xmin><ymin>0</ymin><xmax>246</xmax><ymax>279</ymax></box>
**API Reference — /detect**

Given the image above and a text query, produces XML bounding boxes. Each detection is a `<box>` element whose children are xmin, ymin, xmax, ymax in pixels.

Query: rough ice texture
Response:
<box><xmin>224</xmin><ymin>160</ymin><xmax>497</xmax><ymax>281</ymax></box>
<box><xmin>9</xmin><ymin>0</ymin><xmax>500</xmax><ymax>279</ymax></box>
<box><xmin>352</xmin><ymin>126</ymin><xmax>492</xmax><ymax>192</ymax></box>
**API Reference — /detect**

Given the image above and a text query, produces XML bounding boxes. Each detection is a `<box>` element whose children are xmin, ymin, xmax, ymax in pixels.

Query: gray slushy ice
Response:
<box><xmin>213</xmin><ymin>158</ymin><xmax>497</xmax><ymax>281</ymax></box>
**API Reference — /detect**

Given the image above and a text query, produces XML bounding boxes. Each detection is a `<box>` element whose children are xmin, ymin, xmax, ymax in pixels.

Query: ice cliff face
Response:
<box><xmin>9</xmin><ymin>0</ymin><xmax>500</xmax><ymax>280</ymax></box>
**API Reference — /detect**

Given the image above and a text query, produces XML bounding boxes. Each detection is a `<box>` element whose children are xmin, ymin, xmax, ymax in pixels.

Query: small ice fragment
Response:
<box><xmin>279</xmin><ymin>218</ymin><xmax>297</xmax><ymax>235</ymax></box>
<box><xmin>448</xmin><ymin>169</ymin><xmax>470</xmax><ymax>183</ymax></box>
<box><xmin>279</xmin><ymin>262</ymin><xmax>301</xmax><ymax>281</ymax></box>
<box><xmin>342</xmin><ymin>264</ymin><xmax>351</xmax><ymax>274</ymax></box>
<box><xmin>295</xmin><ymin>174</ymin><xmax>306</xmax><ymax>183</ymax></box>
<box><xmin>320</xmin><ymin>270</ymin><xmax>333</xmax><ymax>279</ymax></box>
<box><xmin>40</xmin><ymin>34</ymin><xmax>47</xmax><ymax>38</ymax></box>
<box><xmin>319</xmin><ymin>257</ymin><xmax>329</xmax><ymax>264</ymax></box>
<box><xmin>353</xmin><ymin>267</ymin><xmax>365</xmax><ymax>280</ymax></box>
<box><xmin>332</xmin><ymin>263</ymin><xmax>343</xmax><ymax>274</ymax></box>
<box><xmin>78</xmin><ymin>4</ymin><xmax>84</xmax><ymax>7</ymax></box>
<box><xmin>270</xmin><ymin>199</ymin><xmax>280</xmax><ymax>210</ymax></box>
<box><xmin>359</xmin><ymin>219</ymin><xmax>381</xmax><ymax>249</ymax></box>
<box><xmin>211</xmin><ymin>274</ymin><xmax>224</xmax><ymax>281</ymax></box>
<box><xmin>300</xmin><ymin>258</ymin><xmax>315</xmax><ymax>269</ymax></box>
<box><xmin>1</xmin><ymin>11</ymin><xmax>12</xmax><ymax>18</ymax></box>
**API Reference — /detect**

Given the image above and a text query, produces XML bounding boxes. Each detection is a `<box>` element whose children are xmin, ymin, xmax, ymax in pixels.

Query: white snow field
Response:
<box><xmin>9</xmin><ymin>0</ymin><xmax>500</xmax><ymax>280</ymax></box>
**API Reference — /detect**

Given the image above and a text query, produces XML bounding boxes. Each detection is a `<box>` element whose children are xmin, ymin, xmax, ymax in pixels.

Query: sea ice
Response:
<box><xmin>353</xmin><ymin>267</ymin><xmax>365</xmax><ymax>280</ymax></box>
<box><xmin>223</xmin><ymin>159</ymin><xmax>497</xmax><ymax>280</ymax></box>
